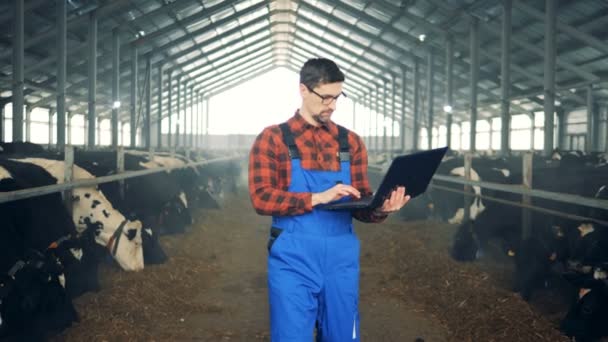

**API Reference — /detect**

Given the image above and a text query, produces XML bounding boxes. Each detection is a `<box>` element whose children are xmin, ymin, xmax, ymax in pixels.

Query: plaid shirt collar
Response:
<box><xmin>290</xmin><ymin>109</ymin><xmax>337</xmax><ymax>136</ymax></box>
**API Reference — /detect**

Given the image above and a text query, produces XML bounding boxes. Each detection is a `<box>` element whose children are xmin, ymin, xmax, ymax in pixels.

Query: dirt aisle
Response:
<box><xmin>58</xmin><ymin>190</ymin><xmax>447</xmax><ymax>341</ymax></box>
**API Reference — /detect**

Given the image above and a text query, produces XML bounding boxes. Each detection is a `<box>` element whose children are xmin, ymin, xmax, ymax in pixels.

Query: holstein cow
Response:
<box><xmin>0</xmin><ymin>160</ymin><xmax>80</xmax><ymax>340</ymax></box>
<box><xmin>10</xmin><ymin>157</ymin><xmax>145</xmax><ymax>271</ymax></box>
<box><xmin>0</xmin><ymin>158</ymin><xmax>100</xmax><ymax>298</ymax></box>
<box><xmin>431</xmin><ymin>155</ymin><xmax>519</xmax><ymax>261</ymax></box>
<box><xmin>74</xmin><ymin>150</ymin><xmax>192</xmax><ymax>237</ymax></box>
<box><xmin>560</xmin><ymin>270</ymin><xmax>608</xmax><ymax>342</ymax></box>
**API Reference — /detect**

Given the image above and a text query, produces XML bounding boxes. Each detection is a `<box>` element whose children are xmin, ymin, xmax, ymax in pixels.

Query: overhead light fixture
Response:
<box><xmin>570</xmin><ymin>88</ymin><xmax>577</xmax><ymax>93</ymax></box>
<box><xmin>555</xmin><ymin>100</ymin><xmax>561</xmax><ymax>106</ymax></box>
<box><xmin>443</xmin><ymin>104</ymin><xmax>453</xmax><ymax>113</ymax></box>
<box><xmin>418</xmin><ymin>34</ymin><xmax>426</xmax><ymax>42</ymax></box>
<box><xmin>137</xmin><ymin>30</ymin><xmax>146</xmax><ymax>38</ymax></box>
<box><xmin>113</xmin><ymin>101</ymin><xmax>121</xmax><ymax>109</ymax></box>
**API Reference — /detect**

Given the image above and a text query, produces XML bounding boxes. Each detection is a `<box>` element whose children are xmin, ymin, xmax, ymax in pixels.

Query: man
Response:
<box><xmin>248</xmin><ymin>58</ymin><xmax>410</xmax><ymax>341</ymax></box>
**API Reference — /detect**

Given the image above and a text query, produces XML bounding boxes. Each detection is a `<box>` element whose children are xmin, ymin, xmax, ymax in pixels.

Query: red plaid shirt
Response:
<box><xmin>248</xmin><ymin>111</ymin><xmax>387</xmax><ymax>223</ymax></box>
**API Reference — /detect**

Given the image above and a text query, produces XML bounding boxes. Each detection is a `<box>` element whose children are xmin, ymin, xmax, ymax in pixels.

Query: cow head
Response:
<box><xmin>450</xmin><ymin>221</ymin><xmax>480</xmax><ymax>261</ymax></box>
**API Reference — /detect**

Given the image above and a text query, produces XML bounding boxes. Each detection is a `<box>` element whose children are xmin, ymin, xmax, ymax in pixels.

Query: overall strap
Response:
<box><xmin>337</xmin><ymin>125</ymin><xmax>351</xmax><ymax>162</ymax></box>
<box><xmin>279</xmin><ymin>123</ymin><xmax>300</xmax><ymax>160</ymax></box>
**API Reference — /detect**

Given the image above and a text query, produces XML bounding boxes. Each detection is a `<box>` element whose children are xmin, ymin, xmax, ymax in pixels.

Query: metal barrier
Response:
<box><xmin>369</xmin><ymin>151</ymin><xmax>608</xmax><ymax>232</ymax></box>
<box><xmin>0</xmin><ymin>146</ymin><xmax>244</xmax><ymax>204</ymax></box>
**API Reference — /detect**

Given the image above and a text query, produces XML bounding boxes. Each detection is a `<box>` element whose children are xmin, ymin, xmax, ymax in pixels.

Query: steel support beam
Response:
<box><xmin>586</xmin><ymin>85</ymin><xmax>594</xmax><ymax>152</ymax></box>
<box><xmin>87</xmin><ymin>10</ymin><xmax>98</xmax><ymax>148</ymax></box>
<box><xmin>175</xmin><ymin>76</ymin><xmax>181</xmax><ymax>148</ymax></box>
<box><xmin>144</xmin><ymin>55</ymin><xmax>151</xmax><ymax>149</ymax></box>
<box><xmin>470</xmin><ymin>17</ymin><xmax>480</xmax><ymax>152</ymax></box>
<box><xmin>400</xmin><ymin>66</ymin><xmax>407</xmax><ymax>152</ymax></box>
<box><xmin>111</xmin><ymin>29</ymin><xmax>119</xmax><ymax>147</ymax></box>
<box><xmin>190</xmin><ymin>86</ymin><xmax>194</xmax><ymax>147</ymax></box>
<box><xmin>413</xmin><ymin>60</ymin><xmax>420</xmax><ymax>151</ymax></box>
<box><xmin>427</xmin><ymin>48</ymin><xmax>435</xmax><ymax>150</ymax></box>
<box><xmin>383</xmin><ymin>80</ymin><xmax>388</xmax><ymax>152</ymax></box>
<box><xmin>543</xmin><ymin>0</ymin><xmax>556</xmax><ymax>156</ymax></box>
<box><xmin>446</xmin><ymin>37</ymin><xmax>453</xmax><ymax>149</ymax></box>
<box><xmin>375</xmin><ymin>84</ymin><xmax>380</xmax><ymax>152</ymax></box>
<box><xmin>157</xmin><ymin>63</ymin><xmax>163</xmax><ymax>148</ymax></box>
<box><xmin>500</xmin><ymin>0</ymin><xmax>512</xmax><ymax>155</ymax></box>
<box><xmin>167</xmin><ymin>71</ymin><xmax>173</xmax><ymax>147</ymax></box>
<box><xmin>12</xmin><ymin>0</ymin><xmax>25</xmax><ymax>142</ymax></box>
<box><xmin>56</xmin><ymin>0</ymin><xmax>66</xmax><ymax>147</ymax></box>
<box><xmin>390</xmin><ymin>73</ymin><xmax>396</xmax><ymax>153</ymax></box>
<box><xmin>130</xmin><ymin>45</ymin><xmax>138</xmax><ymax>148</ymax></box>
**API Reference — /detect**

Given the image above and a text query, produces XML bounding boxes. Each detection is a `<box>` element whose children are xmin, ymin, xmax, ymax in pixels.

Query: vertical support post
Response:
<box><xmin>530</xmin><ymin>112</ymin><xmax>536</xmax><ymax>150</ymax></box>
<box><xmin>48</xmin><ymin>111</ymin><xmax>54</xmax><ymax>146</ymax></box>
<box><xmin>375</xmin><ymin>84</ymin><xmax>380</xmax><ymax>153</ymax></box>
<box><xmin>556</xmin><ymin>108</ymin><xmax>565</xmax><ymax>150</ymax></box>
<box><xmin>190</xmin><ymin>86</ymin><xmax>194</xmax><ymax>147</ymax></box>
<box><xmin>501</xmin><ymin>0</ymin><xmax>512</xmax><ymax>155</ymax></box>
<box><xmin>116</xmin><ymin>146</ymin><xmax>125</xmax><ymax>200</ymax></box>
<box><xmin>470</xmin><ymin>16</ymin><xmax>479</xmax><ymax>152</ymax></box>
<box><xmin>382</xmin><ymin>79</ymin><xmax>388</xmax><ymax>153</ymax></box>
<box><xmin>205</xmin><ymin>95</ymin><xmax>209</xmax><ymax>149</ymax></box>
<box><xmin>522</xmin><ymin>152</ymin><xmax>533</xmax><ymax>239</ymax></box>
<box><xmin>63</xmin><ymin>145</ymin><xmax>74</xmax><ymax>215</ymax></box>
<box><xmin>352</xmin><ymin>99</ymin><xmax>356</xmax><ymax>132</ymax></box>
<box><xmin>157</xmin><ymin>63</ymin><xmax>163</xmax><ymax>149</ymax></box>
<box><xmin>25</xmin><ymin>107</ymin><xmax>31</xmax><ymax>142</ymax></box>
<box><xmin>427</xmin><ymin>48</ymin><xmax>435</xmax><ymax>150</ymax></box>
<box><xmin>543</xmin><ymin>0</ymin><xmax>556</xmax><ymax>156</ymax></box>
<box><xmin>144</xmin><ymin>54</ymin><xmax>151</xmax><ymax>149</ymax></box>
<box><xmin>400</xmin><ymin>66</ymin><xmax>407</xmax><ymax>153</ymax></box>
<box><xmin>413</xmin><ymin>59</ymin><xmax>420</xmax><ymax>151</ymax></box>
<box><xmin>0</xmin><ymin>102</ymin><xmax>4</xmax><ymax>142</ymax></box>
<box><xmin>463</xmin><ymin>153</ymin><xmax>472</xmax><ymax>222</ymax></box>
<box><xmin>111</xmin><ymin>28</ymin><xmax>119</xmax><ymax>147</ymax></box>
<box><xmin>390</xmin><ymin>73</ymin><xmax>396</xmax><ymax>155</ymax></box>
<box><xmin>446</xmin><ymin>37</ymin><xmax>453</xmax><ymax>149</ymax></box>
<box><xmin>368</xmin><ymin>91</ymin><xmax>373</xmax><ymax>149</ymax></box>
<box><xmin>56</xmin><ymin>0</ymin><xmax>67</xmax><ymax>147</ymax></box>
<box><xmin>130</xmin><ymin>44</ymin><xmax>138</xmax><ymax>148</ymax></box>
<box><xmin>586</xmin><ymin>85</ymin><xmax>594</xmax><ymax>153</ymax></box>
<box><xmin>67</xmin><ymin>113</ymin><xmax>72</xmax><ymax>145</ymax></box>
<box><xmin>167</xmin><ymin>71</ymin><xmax>173</xmax><ymax>147</ymax></box>
<box><xmin>13</xmin><ymin>0</ymin><xmax>25</xmax><ymax>142</ymax></box>
<box><xmin>87</xmin><ymin>9</ymin><xmax>97</xmax><ymax>148</ymax></box>
<box><xmin>175</xmin><ymin>77</ymin><xmax>182</xmax><ymax>148</ymax></box>
<box><xmin>196</xmin><ymin>91</ymin><xmax>200</xmax><ymax>149</ymax></box>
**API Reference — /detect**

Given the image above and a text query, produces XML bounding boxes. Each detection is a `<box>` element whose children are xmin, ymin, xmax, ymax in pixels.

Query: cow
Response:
<box><xmin>73</xmin><ymin>150</ymin><xmax>193</xmax><ymax>237</ymax></box>
<box><xmin>0</xmin><ymin>158</ymin><xmax>100</xmax><ymax>298</ymax></box>
<box><xmin>0</xmin><ymin>161</ymin><xmax>80</xmax><ymax>340</ymax></box>
<box><xmin>560</xmin><ymin>270</ymin><xmax>608</xmax><ymax>342</ymax></box>
<box><xmin>10</xmin><ymin>157</ymin><xmax>145</xmax><ymax>271</ymax></box>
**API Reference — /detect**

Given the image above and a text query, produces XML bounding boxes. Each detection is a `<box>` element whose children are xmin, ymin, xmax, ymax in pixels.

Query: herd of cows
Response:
<box><xmin>396</xmin><ymin>149</ymin><xmax>608</xmax><ymax>342</ymax></box>
<box><xmin>2</xmin><ymin>139</ymin><xmax>607</xmax><ymax>341</ymax></box>
<box><xmin>0</xmin><ymin>142</ymin><xmax>240</xmax><ymax>341</ymax></box>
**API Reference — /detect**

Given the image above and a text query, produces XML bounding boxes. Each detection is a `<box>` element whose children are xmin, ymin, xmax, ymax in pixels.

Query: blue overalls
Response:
<box><xmin>268</xmin><ymin>123</ymin><xmax>360</xmax><ymax>342</ymax></box>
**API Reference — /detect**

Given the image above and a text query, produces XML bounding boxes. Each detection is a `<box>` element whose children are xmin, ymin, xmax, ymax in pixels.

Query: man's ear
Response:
<box><xmin>299</xmin><ymin>83</ymin><xmax>308</xmax><ymax>97</ymax></box>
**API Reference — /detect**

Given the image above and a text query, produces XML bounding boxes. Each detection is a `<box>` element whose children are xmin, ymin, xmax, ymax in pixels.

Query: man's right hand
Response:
<box><xmin>312</xmin><ymin>184</ymin><xmax>361</xmax><ymax>206</ymax></box>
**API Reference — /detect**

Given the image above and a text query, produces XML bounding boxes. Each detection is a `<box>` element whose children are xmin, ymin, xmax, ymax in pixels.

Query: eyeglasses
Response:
<box><xmin>307</xmin><ymin>86</ymin><xmax>347</xmax><ymax>105</ymax></box>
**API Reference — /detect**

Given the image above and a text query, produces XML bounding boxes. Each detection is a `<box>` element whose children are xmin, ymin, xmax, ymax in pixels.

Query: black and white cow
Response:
<box><xmin>10</xmin><ymin>158</ymin><xmax>145</xmax><ymax>271</ymax></box>
<box><xmin>0</xmin><ymin>159</ymin><xmax>80</xmax><ymax>340</ymax></box>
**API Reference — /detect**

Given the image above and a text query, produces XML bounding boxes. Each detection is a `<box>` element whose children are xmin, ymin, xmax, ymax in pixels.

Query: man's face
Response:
<box><xmin>300</xmin><ymin>82</ymin><xmax>344</xmax><ymax>125</ymax></box>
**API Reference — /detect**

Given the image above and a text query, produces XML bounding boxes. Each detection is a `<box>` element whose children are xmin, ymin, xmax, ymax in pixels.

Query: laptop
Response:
<box><xmin>322</xmin><ymin>146</ymin><xmax>448</xmax><ymax>211</ymax></box>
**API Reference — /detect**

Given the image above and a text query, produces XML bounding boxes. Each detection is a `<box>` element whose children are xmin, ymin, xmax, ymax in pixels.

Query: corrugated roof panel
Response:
<box><xmin>356</xmin><ymin>20</ymin><xmax>382</xmax><ymax>36</ymax></box>
<box><xmin>365</xmin><ymin>3</ymin><xmax>394</xmax><ymax>23</ymax></box>
<box><xmin>186</xmin><ymin>17</ymin><xmax>212</xmax><ymax>32</ymax></box>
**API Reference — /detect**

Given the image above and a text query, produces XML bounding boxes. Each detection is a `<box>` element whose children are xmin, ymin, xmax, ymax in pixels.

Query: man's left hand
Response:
<box><xmin>376</xmin><ymin>186</ymin><xmax>410</xmax><ymax>214</ymax></box>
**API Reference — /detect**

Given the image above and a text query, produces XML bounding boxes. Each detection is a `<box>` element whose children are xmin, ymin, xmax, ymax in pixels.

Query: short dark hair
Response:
<box><xmin>299</xmin><ymin>58</ymin><xmax>345</xmax><ymax>89</ymax></box>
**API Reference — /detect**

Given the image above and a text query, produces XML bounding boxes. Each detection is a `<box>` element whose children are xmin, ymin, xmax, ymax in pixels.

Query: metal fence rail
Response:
<box><xmin>0</xmin><ymin>148</ymin><xmax>243</xmax><ymax>204</ymax></box>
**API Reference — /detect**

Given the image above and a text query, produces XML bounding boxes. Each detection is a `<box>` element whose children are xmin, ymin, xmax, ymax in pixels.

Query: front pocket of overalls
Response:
<box><xmin>267</xmin><ymin>227</ymin><xmax>284</xmax><ymax>253</ymax></box>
